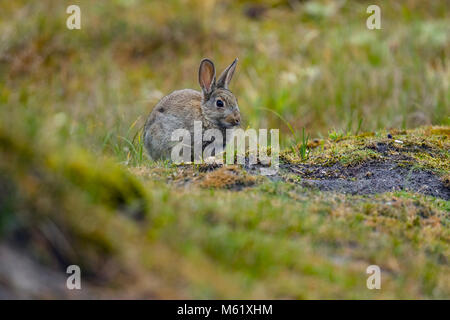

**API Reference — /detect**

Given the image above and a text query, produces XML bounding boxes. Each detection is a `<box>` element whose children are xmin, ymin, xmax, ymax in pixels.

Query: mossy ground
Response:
<box><xmin>0</xmin><ymin>0</ymin><xmax>449</xmax><ymax>299</ymax></box>
<box><xmin>1</xmin><ymin>124</ymin><xmax>448</xmax><ymax>299</ymax></box>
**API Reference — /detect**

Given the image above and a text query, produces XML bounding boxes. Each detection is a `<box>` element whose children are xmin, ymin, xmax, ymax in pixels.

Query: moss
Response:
<box><xmin>2</xmin><ymin>120</ymin><xmax>450</xmax><ymax>298</ymax></box>
<box><xmin>307</xmin><ymin>138</ymin><xmax>323</xmax><ymax>149</ymax></box>
<box><xmin>0</xmin><ymin>125</ymin><xmax>150</xmax><ymax>219</ymax></box>
<box><xmin>48</xmin><ymin>150</ymin><xmax>150</xmax><ymax>219</ymax></box>
<box><xmin>283</xmin><ymin>126</ymin><xmax>450</xmax><ymax>173</ymax></box>
<box><xmin>0</xmin><ymin>126</ymin><xmax>147</xmax><ymax>288</ymax></box>
<box><xmin>429</xmin><ymin>127</ymin><xmax>450</xmax><ymax>136</ymax></box>
<box><xmin>339</xmin><ymin>149</ymin><xmax>380</xmax><ymax>166</ymax></box>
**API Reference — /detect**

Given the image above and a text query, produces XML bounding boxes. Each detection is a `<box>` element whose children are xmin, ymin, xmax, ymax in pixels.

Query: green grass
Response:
<box><xmin>1</xmin><ymin>0</ymin><xmax>449</xmax><ymax>151</ymax></box>
<box><xmin>1</xmin><ymin>123</ymin><xmax>449</xmax><ymax>298</ymax></box>
<box><xmin>0</xmin><ymin>0</ymin><xmax>449</xmax><ymax>299</ymax></box>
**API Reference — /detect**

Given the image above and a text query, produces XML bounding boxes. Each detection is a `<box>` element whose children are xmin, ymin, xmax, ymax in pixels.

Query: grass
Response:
<box><xmin>0</xmin><ymin>0</ymin><xmax>449</xmax><ymax>299</ymax></box>
<box><xmin>1</xmin><ymin>123</ymin><xmax>449</xmax><ymax>298</ymax></box>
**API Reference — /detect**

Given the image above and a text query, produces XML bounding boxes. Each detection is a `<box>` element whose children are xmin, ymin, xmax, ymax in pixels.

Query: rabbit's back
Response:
<box><xmin>144</xmin><ymin>89</ymin><xmax>203</xmax><ymax>160</ymax></box>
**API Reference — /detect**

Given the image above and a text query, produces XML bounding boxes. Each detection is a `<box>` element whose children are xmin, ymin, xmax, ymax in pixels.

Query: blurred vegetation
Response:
<box><xmin>1</xmin><ymin>0</ymin><xmax>449</xmax><ymax>159</ymax></box>
<box><xmin>0</xmin><ymin>0</ymin><xmax>449</xmax><ymax>298</ymax></box>
<box><xmin>1</xmin><ymin>122</ymin><xmax>449</xmax><ymax>298</ymax></box>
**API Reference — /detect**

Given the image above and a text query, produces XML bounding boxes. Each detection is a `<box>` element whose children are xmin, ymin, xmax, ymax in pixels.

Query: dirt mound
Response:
<box><xmin>240</xmin><ymin>138</ymin><xmax>450</xmax><ymax>199</ymax></box>
<box><xmin>284</xmin><ymin>161</ymin><xmax>449</xmax><ymax>199</ymax></box>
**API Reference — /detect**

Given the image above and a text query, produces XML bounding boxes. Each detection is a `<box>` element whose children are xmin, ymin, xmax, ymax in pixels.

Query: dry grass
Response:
<box><xmin>198</xmin><ymin>166</ymin><xmax>258</xmax><ymax>189</ymax></box>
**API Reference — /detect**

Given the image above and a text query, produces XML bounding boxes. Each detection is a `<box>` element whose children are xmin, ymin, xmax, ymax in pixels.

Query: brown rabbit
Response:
<box><xmin>143</xmin><ymin>58</ymin><xmax>240</xmax><ymax>160</ymax></box>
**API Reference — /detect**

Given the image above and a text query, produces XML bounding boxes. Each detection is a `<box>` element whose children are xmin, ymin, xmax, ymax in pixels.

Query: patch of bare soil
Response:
<box><xmin>154</xmin><ymin>141</ymin><xmax>449</xmax><ymax>198</ymax></box>
<box><xmin>173</xmin><ymin>165</ymin><xmax>258</xmax><ymax>190</ymax></box>
<box><xmin>245</xmin><ymin>142</ymin><xmax>450</xmax><ymax>200</ymax></box>
<box><xmin>284</xmin><ymin>161</ymin><xmax>449</xmax><ymax>200</ymax></box>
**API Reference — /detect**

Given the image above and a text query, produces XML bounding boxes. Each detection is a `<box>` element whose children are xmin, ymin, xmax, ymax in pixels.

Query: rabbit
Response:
<box><xmin>143</xmin><ymin>58</ymin><xmax>241</xmax><ymax>161</ymax></box>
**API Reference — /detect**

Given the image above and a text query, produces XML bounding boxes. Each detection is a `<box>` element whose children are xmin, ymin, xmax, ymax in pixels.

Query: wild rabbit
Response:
<box><xmin>144</xmin><ymin>58</ymin><xmax>241</xmax><ymax>160</ymax></box>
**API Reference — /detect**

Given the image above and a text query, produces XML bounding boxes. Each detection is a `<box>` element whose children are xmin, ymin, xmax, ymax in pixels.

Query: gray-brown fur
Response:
<box><xmin>144</xmin><ymin>58</ymin><xmax>241</xmax><ymax>160</ymax></box>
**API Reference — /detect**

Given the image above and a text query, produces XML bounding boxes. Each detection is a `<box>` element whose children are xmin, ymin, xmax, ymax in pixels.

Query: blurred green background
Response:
<box><xmin>1</xmin><ymin>0</ymin><xmax>449</xmax><ymax>163</ymax></box>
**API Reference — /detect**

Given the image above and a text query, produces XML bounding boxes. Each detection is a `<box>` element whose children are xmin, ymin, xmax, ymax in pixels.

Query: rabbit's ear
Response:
<box><xmin>217</xmin><ymin>58</ymin><xmax>238</xmax><ymax>89</ymax></box>
<box><xmin>199</xmin><ymin>58</ymin><xmax>216</xmax><ymax>96</ymax></box>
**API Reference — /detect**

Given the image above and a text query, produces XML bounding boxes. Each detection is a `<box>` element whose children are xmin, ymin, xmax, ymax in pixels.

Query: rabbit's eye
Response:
<box><xmin>216</xmin><ymin>99</ymin><xmax>224</xmax><ymax>107</ymax></box>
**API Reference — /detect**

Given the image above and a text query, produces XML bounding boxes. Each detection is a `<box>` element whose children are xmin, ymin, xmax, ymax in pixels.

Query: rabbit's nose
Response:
<box><xmin>225</xmin><ymin>113</ymin><xmax>241</xmax><ymax>126</ymax></box>
<box><xmin>234</xmin><ymin>115</ymin><xmax>241</xmax><ymax>126</ymax></box>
